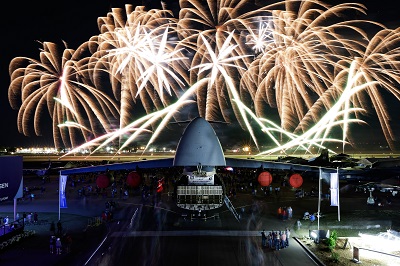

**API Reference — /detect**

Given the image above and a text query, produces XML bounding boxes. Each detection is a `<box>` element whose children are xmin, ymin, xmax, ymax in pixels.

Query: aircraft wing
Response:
<box><xmin>22</xmin><ymin>168</ymin><xmax>49</xmax><ymax>176</ymax></box>
<box><xmin>60</xmin><ymin>156</ymin><xmax>335</xmax><ymax>176</ymax></box>
<box><xmin>60</xmin><ymin>158</ymin><xmax>174</xmax><ymax>175</ymax></box>
<box><xmin>225</xmin><ymin>157</ymin><xmax>336</xmax><ymax>173</ymax></box>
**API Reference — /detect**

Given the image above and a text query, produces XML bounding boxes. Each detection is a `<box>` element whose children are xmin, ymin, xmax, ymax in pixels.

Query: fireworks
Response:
<box><xmin>8</xmin><ymin>41</ymin><xmax>120</xmax><ymax>148</ymax></box>
<box><xmin>8</xmin><ymin>1</ymin><xmax>400</xmax><ymax>154</ymax></box>
<box><xmin>94</xmin><ymin>6</ymin><xmax>187</xmax><ymax>129</ymax></box>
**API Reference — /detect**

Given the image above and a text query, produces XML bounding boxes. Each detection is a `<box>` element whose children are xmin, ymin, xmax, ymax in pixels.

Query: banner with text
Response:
<box><xmin>59</xmin><ymin>175</ymin><xmax>68</xmax><ymax>208</ymax></box>
<box><xmin>0</xmin><ymin>156</ymin><xmax>23</xmax><ymax>202</ymax></box>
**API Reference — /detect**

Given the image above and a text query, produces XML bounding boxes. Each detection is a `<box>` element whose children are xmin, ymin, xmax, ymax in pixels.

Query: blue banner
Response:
<box><xmin>59</xmin><ymin>175</ymin><xmax>68</xmax><ymax>208</ymax></box>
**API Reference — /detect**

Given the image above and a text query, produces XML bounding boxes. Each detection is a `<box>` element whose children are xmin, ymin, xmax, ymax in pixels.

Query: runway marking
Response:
<box><xmin>111</xmin><ymin>230</ymin><xmax>266</xmax><ymax>237</ymax></box>
<box><xmin>110</xmin><ymin>224</ymin><xmax>384</xmax><ymax>237</ymax></box>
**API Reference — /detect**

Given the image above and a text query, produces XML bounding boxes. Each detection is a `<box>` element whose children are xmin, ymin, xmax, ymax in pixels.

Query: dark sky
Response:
<box><xmin>0</xmin><ymin>0</ymin><xmax>398</xmax><ymax>149</ymax></box>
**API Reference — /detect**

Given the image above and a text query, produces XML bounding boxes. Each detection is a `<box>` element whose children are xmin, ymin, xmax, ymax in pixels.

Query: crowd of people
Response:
<box><xmin>261</xmin><ymin>228</ymin><xmax>291</xmax><ymax>250</ymax></box>
<box><xmin>277</xmin><ymin>206</ymin><xmax>293</xmax><ymax>220</ymax></box>
<box><xmin>48</xmin><ymin>220</ymin><xmax>72</xmax><ymax>255</ymax></box>
<box><xmin>10</xmin><ymin>163</ymin><xmax>318</xmax><ymax>259</ymax></box>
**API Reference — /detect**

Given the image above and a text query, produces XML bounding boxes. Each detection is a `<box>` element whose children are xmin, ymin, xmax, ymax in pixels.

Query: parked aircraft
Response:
<box><xmin>60</xmin><ymin>117</ymin><xmax>336</xmax><ymax>217</ymax></box>
<box><xmin>339</xmin><ymin>156</ymin><xmax>400</xmax><ymax>182</ymax></box>
<box><xmin>278</xmin><ymin>150</ymin><xmax>400</xmax><ymax>183</ymax></box>
<box><xmin>23</xmin><ymin>160</ymin><xmax>52</xmax><ymax>177</ymax></box>
<box><xmin>276</xmin><ymin>148</ymin><xmax>330</xmax><ymax>167</ymax></box>
<box><xmin>23</xmin><ymin>160</ymin><xmax>68</xmax><ymax>177</ymax></box>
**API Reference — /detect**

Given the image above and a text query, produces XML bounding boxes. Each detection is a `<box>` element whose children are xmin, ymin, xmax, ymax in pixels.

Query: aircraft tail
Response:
<box><xmin>308</xmin><ymin>149</ymin><xmax>330</xmax><ymax>166</ymax></box>
<box><xmin>318</xmin><ymin>149</ymin><xmax>329</xmax><ymax>162</ymax></box>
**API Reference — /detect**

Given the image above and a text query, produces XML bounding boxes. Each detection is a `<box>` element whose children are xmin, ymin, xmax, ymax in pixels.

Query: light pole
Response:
<box><xmin>317</xmin><ymin>168</ymin><xmax>322</xmax><ymax>230</ymax></box>
<box><xmin>367</xmin><ymin>188</ymin><xmax>375</xmax><ymax>205</ymax></box>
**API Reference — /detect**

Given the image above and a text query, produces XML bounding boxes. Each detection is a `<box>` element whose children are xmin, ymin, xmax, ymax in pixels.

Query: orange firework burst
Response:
<box><xmin>8</xmin><ymin>41</ymin><xmax>120</xmax><ymax>148</ymax></box>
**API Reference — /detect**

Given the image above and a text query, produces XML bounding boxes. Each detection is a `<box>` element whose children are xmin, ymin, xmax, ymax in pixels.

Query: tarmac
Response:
<box><xmin>0</xmin><ymin>175</ymin><xmax>108</xmax><ymax>266</ymax></box>
<box><xmin>1</xmin><ymin>172</ymin><xmax>396</xmax><ymax>265</ymax></box>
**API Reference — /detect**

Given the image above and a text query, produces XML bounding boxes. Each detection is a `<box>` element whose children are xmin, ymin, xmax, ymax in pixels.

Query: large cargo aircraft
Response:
<box><xmin>59</xmin><ymin>117</ymin><xmax>337</xmax><ymax>216</ymax></box>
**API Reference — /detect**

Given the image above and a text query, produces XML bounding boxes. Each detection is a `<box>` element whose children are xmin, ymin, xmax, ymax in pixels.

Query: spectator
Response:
<box><xmin>296</xmin><ymin>219</ymin><xmax>302</xmax><ymax>230</ymax></box>
<box><xmin>280</xmin><ymin>230</ymin><xmax>287</xmax><ymax>249</ymax></box>
<box><xmin>55</xmin><ymin>237</ymin><xmax>62</xmax><ymax>255</ymax></box>
<box><xmin>49</xmin><ymin>236</ymin><xmax>56</xmax><ymax>254</ymax></box>
<box><xmin>261</xmin><ymin>230</ymin><xmax>267</xmax><ymax>248</ymax></box>
<box><xmin>64</xmin><ymin>234</ymin><xmax>72</xmax><ymax>253</ymax></box>
<box><xmin>285</xmin><ymin>228</ymin><xmax>291</xmax><ymax>247</ymax></box>
<box><xmin>309</xmin><ymin>213</ymin><xmax>316</xmax><ymax>223</ymax></box>
<box><xmin>50</xmin><ymin>221</ymin><xmax>56</xmax><ymax>235</ymax></box>
<box><xmin>287</xmin><ymin>206</ymin><xmax>293</xmax><ymax>219</ymax></box>
<box><xmin>9</xmin><ymin>224</ymin><xmax>15</xmax><ymax>232</ymax></box>
<box><xmin>275</xmin><ymin>233</ymin><xmax>281</xmax><ymax>251</ymax></box>
<box><xmin>267</xmin><ymin>232</ymin><xmax>273</xmax><ymax>249</ymax></box>
<box><xmin>57</xmin><ymin>220</ymin><xmax>62</xmax><ymax>235</ymax></box>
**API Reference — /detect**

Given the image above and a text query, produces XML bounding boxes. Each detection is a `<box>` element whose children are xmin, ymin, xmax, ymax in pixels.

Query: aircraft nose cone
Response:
<box><xmin>173</xmin><ymin>117</ymin><xmax>226</xmax><ymax>167</ymax></box>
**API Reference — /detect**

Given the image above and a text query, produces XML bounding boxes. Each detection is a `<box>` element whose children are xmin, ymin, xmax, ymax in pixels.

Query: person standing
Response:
<box><xmin>285</xmin><ymin>228</ymin><xmax>291</xmax><ymax>247</ymax></box>
<box><xmin>261</xmin><ymin>230</ymin><xmax>267</xmax><ymax>248</ymax></box>
<box><xmin>277</xmin><ymin>207</ymin><xmax>282</xmax><ymax>219</ymax></box>
<box><xmin>50</xmin><ymin>221</ymin><xmax>56</xmax><ymax>235</ymax></box>
<box><xmin>282</xmin><ymin>207</ymin><xmax>287</xmax><ymax>220</ymax></box>
<box><xmin>296</xmin><ymin>219</ymin><xmax>302</xmax><ymax>230</ymax></box>
<box><xmin>275</xmin><ymin>232</ymin><xmax>281</xmax><ymax>251</ymax></box>
<box><xmin>267</xmin><ymin>232</ymin><xmax>273</xmax><ymax>249</ymax></box>
<box><xmin>287</xmin><ymin>206</ymin><xmax>293</xmax><ymax>219</ymax></box>
<box><xmin>57</xmin><ymin>220</ymin><xmax>62</xmax><ymax>235</ymax></box>
<box><xmin>49</xmin><ymin>236</ymin><xmax>55</xmax><ymax>254</ymax></box>
<box><xmin>310</xmin><ymin>213</ymin><xmax>316</xmax><ymax>223</ymax></box>
<box><xmin>123</xmin><ymin>189</ymin><xmax>129</xmax><ymax>200</ymax></box>
<box><xmin>280</xmin><ymin>230</ymin><xmax>287</xmax><ymax>249</ymax></box>
<box><xmin>64</xmin><ymin>234</ymin><xmax>72</xmax><ymax>253</ymax></box>
<box><xmin>55</xmin><ymin>237</ymin><xmax>62</xmax><ymax>255</ymax></box>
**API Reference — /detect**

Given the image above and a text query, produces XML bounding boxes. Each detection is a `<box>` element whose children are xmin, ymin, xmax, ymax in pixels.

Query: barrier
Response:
<box><xmin>352</xmin><ymin>246</ymin><xmax>360</xmax><ymax>263</ymax></box>
<box><xmin>87</xmin><ymin>217</ymin><xmax>102</xmax><ymax>227</ymax></box>
<box><xmin>352</xmin><ymin>246</ymin><xmax>400</xmax><ymax>264</ymax></box>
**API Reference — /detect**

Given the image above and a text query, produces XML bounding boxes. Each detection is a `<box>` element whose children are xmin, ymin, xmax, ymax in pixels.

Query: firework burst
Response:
<box><xmin>93</xmin><ymin>5</ymin><xmax>188</xmax><ymax>129</ymax></box>
<box><xmin>247</xmin><ymin>1</ymin><xmax>385</xmax><ymax>134</ymax></box>
<box><xmin>8</xmin><ymin>0</ymin><xmax>400</xmax><ymax>154</ymax></box>
<box><xmin>8</xmin><ymin>41</ymin><xmax>120</xmax><ymax>148</ymax></box>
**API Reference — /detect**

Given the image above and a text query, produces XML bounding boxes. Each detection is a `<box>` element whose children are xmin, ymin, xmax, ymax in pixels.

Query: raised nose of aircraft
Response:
<box><xmin>173</xmin><ymin>117</ymin><xmax>226</xmax><ymax>167</ymax></box>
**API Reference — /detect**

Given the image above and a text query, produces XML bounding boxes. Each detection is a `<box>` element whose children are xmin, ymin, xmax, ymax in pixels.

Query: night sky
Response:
<box><xmin>1</xmin><ymin>0</ymin><xmax>398</xmax><ymax>149</ymax></box>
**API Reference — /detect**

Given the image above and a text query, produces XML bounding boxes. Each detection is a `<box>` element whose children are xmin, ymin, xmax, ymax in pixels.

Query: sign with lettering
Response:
<box><xmin>188</xmin><ymin>174</ymin><xmax>214</xmax><ymax>185</ymax></box>
<box><xmin>0</xmin><ymin>156</ymin><xmax>23</xmax><ymax>202</ymax></box>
